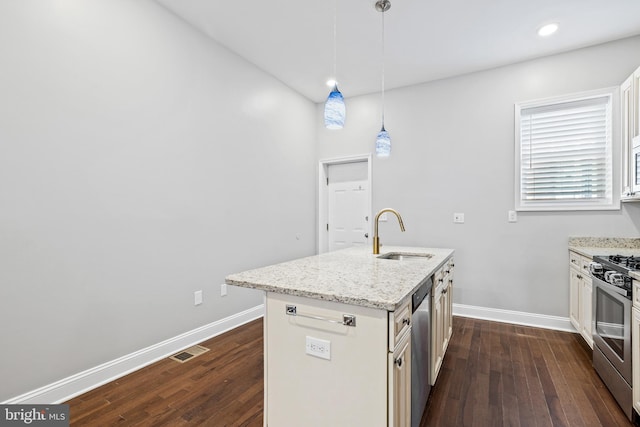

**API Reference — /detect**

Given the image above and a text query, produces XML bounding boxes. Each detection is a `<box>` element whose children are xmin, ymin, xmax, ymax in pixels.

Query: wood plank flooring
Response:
<box><xmin>66</xmin><ymin>319</ymin><xmax>264</xmax><ymax>426</ymax></box>
<box><xmin>66</xmin><ymin>316</ymin><xmax>633</xmax><ymax>426</ymax></box>
<box><xmin>422</xmin><ymin>317</ymin><xmax>632</xmax><ymax>427</ymax></box>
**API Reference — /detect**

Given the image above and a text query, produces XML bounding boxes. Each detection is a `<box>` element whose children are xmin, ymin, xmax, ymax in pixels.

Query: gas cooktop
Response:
<box><xmin>595</xmin><ymin>254</ymin><xmax>640</xmax><ymax>272</ymax></box>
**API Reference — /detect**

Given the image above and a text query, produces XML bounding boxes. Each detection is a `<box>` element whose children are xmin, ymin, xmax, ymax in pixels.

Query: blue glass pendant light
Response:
<box><xmin>376</xmin><ymin>125</ymin><xmax>391</xmax><ymax>158</ymax></box>
<box><xmin>324</xmin><ymin>84</ymin><xmax>345</xmax><ymax>129</ymax></box>
<box><xmin>375</xmin><ymin>0</ymin><xmax>391</xmax><ymax>158</ymax></box>
<box><xmin>324</xmin><ymin>0</ymin><xmax>345</xmax><ymax>129</ymax></box>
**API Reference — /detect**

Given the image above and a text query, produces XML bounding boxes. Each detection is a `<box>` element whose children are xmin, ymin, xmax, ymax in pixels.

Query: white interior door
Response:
<box><xmin>326</xmin><ymin>161</ymin><xmax>370</xmax><ymax>252</ymax></box>
<box><xmin>328</xmin><ymin>180</ymin><xmax>369</xmax><ymax>251</ymax></box>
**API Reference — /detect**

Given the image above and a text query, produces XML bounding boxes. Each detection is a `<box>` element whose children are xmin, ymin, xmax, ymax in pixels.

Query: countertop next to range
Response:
<box><xmin>569</xmin><ymin>236</ymin><xmax>640</xmax><ymax>281</ymax></box>
<box><xmin>225</xmin><ymin>246</ymin><xmax>454</xmax><ymax>312</ymax></box>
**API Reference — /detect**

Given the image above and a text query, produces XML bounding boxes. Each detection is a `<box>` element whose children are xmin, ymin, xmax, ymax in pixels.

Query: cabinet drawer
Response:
<box><xmin>569</xmin><ymin>251</ymin><xmax>592</xmax><ymax>276</ymax></box>
<box><xmin>389</xmin><ymin>299</ymin><xmax>411</xmax><ymax>352</ymax></box>
<box><xmin>634</xmin><ymin>280</ymin><xmax>640</xmax><ymax>308</ymax></box>
<box><xmin>433</xmin><ymin>266</ymin><xmax>445</xmax><ymax>288</ymax></box>
<box><xmin>569</xmin><ymin>251</ymin><xmax>582</xmax><ymax>270</ymax></box>
<box><xmin>579</xmin><ymin>255</ymin><xmax>592</xmax><ymax>276</ymax></box>
<box><xmin>446</xmin><ymin>257</ymin><xmax>455</xmax><ymax>274</ymax></box>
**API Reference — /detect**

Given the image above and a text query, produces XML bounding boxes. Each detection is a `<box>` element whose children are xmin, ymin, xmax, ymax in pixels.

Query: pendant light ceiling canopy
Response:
<box><xmin>375</xmin><ymin>0</ymin><xmax>391</xmax><ymax>158</ymax></box>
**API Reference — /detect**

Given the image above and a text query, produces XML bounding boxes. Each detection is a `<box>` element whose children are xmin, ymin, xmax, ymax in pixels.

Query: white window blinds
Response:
<box><xmin>516</xmin><ymin>91</ymin><xmax>614</xmax><ymax>211</ymax></box>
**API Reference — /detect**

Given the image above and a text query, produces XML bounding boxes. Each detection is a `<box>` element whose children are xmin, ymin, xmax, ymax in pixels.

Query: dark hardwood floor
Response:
<box><xmin>423</xmin><ymin>317</ymin><xmax>632</xmax><ymax>427</ymax></box>
<box><xmin>66</xmin><ymin>316</ymin><xmax>633</xmax><ymax>426</ymax></box>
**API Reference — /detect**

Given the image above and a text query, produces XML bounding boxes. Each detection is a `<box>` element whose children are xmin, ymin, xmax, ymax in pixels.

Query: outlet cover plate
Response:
<box><xmin>306</xmin><ymin>336</ymin><xmax>331</xmax><ymax>360</ymax></box>
<box><xmin>453</xmin><ymin>213</ymin><xmax>465</xmax><ymax>223</ymax></box>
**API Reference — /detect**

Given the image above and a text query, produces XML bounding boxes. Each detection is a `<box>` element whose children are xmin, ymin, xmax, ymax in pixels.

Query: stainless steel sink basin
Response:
<box><xmin>377</xmin><ymin>252</ymin><xmax>433</xmax><ymax>261</ymax></box>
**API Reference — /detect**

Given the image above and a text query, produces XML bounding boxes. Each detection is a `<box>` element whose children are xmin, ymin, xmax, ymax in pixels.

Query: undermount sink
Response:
<box><xmin>377</xmin><ymin>252</ymin><xmax>433</xmax><ymax>261</ymax></box>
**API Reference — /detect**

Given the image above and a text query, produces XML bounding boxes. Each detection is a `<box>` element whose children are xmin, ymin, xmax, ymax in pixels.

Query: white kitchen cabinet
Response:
<box><xmin>621</xmin><ymin>65</ymin><xmax>640</xmax><ymax>200</ymax></box>
<box><xmin>264</xmin><ymin>292</ymin><xmax>411</xmax><ymax>427</ymax></box>
<box><xmin>430</xmin><ymin>280</ymin><xmax>443</xmax><ymax>385</ymax></box>
<box><xmin>568</xmin><ymin>250</ymin><xmax>593</xmax><ymax>348</ymax></box>
<box><xmin>443</xmin><ymin>259</ymin><xmax>454</xmax><ymax>346</ymax></box>
<box><xmin>431</xmin><ymin>258</ymin><xmax>454</xmax><ymax>385</ymax></box>
<box><xmin>388</xmin><ymin>329</ymin><xmax>411</xmax><ymax>427</ymax></box>
<box><xmin>569</xmin><ymin>268</ymin><xmax>581</xmax><ymax>330</ymax></box>
<box><xmin>581</xmin><ymin>279</ymin><xmax>593</xmax><ymax>347</ymax></box>
<box><xmin>632</xmin><ymin>281</ymin><xmax>640</xmax><ymax>415</ymax></box>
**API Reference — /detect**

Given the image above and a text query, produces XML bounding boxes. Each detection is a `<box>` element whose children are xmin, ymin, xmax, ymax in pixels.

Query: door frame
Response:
<box><xmin>318</xmin><ymin>154</ymin><xmax>372</xmax><ymax>254</ymax></box>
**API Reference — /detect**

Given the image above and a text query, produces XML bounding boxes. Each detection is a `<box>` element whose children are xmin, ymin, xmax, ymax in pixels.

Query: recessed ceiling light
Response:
<box><xmin>538</xmin><ymin>23</ymin><xmax>559</xmax><ymax>37</ymax></box>
<box><xmin>326</xmin><ymin>79</ymin><xmax>337</xmax><ymax>87</ymax></box>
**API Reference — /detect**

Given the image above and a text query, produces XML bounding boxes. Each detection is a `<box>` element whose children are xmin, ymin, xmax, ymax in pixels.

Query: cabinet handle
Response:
<box><xmin>443</xmin><ymin>288</ymin><xmax>448</xmax><ymax>294</ymax></box>
<box><xmin>285</xmin><ymin>305</ymin><xmax>356</xmax><ymax>327</ymax></box>
<box><xmin>394</xmin><ymin>357</ymin><xmax>403</xmax><ymax>368</ymax></box>
<box><xmin>577</xmin><ymin>274</ymin><xmax>583</xmax><ymax>280</ymax></box>
<box><xmin>402</xmin><ymin>318</ymin><xmax>410</xmax><ymax>326</ymax></box>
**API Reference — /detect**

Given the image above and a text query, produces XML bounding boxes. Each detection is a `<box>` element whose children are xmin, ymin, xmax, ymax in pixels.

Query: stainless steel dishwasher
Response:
<box><xmin>411</xmin><ymin>276</ymin><xmax>432</xmax><ymax>427</ymax></box>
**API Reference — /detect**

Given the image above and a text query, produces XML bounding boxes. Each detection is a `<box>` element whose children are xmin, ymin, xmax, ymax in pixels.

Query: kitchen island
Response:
<box><xmin>225</xmin><ymin>246</ymin><xmax>454</xmax><ymax>427</ymax></box>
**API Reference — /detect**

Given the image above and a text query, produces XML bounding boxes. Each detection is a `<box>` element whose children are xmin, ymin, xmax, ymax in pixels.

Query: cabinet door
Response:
<box><xmin>633</xmin><ymin>307</ymin><xmax>640</xmax><ymax>414</ymax></box>
<box><xmin>622</xmin><ymin>74</ymin><xmax>634</xmax><ymax>197</ymax></box>
<box><xmin>430</xmin><ymin>287</ymin><xmax>443</xmax><ymax>385</ymax></box>
<box><xmin>569</xmin><ymin>268</ymin><xmax>582</xmax><ymax>330</ymax></box>
<box><xmin>445</xmin><ymin>261</ymin><xmax>454</xmax><ymax>342</ymax></box>
<box><xmin>442</xmin><ymin>278</ymin><xmax>452</xmax><ymax>352</ymax></box>
<box><xmin>389</xmin><ymin>331</ymin><xmax>411</xmax><ymax>427</ymax></box>
<box><xmin>634</xmin><ymin>67</ymin><xmax>640</xmax><ymax>139</ymax></box>
<box><xmin>580</xmin><ymin>278</ymin><xmax>593</xmax><ymax>349</ymax></box>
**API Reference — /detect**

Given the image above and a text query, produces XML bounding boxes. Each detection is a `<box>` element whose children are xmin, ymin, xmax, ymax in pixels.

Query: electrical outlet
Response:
<box><xmin>508</xmin><ymin>210</ymin><xmax>518</xmax><ymax>223</ymax></box>
<box><xmin>306</xmin><ymin>336</ymin><xmax>331</xmax><ymax>360</ymax></box>
<box><xmin>453</xmin><ymin>213</ymin><xmax>465</xmax><ymax>223</ymax></box>
<box><xmin>220</xmin><ymin>283</ymin><xmax>228</xmax><ymax>297</ymax></box>
<box><xmin>194</xmin><ymin>290</ymin><xmax>203</xmax><ymax>306</ymax></box>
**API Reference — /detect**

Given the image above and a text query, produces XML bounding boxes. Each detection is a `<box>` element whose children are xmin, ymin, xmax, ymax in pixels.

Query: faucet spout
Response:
<box><xmin>373</xmin><ymin>208</ymin><xmax>405</xmax><ymax>254</ymax></box>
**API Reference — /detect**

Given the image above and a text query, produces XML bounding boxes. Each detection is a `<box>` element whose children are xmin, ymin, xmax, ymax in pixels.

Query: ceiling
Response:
<box><xmin>155</xmin><ymin>0</ymin><xmax>640</xmax><ymax>103</ymax></box>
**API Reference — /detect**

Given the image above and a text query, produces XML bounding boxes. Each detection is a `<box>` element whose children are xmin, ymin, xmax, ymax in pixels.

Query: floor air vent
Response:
<box><xmin>169</xmin><ymin>344</ymin><xmax>210</xmax><ymax>363</ymax></box>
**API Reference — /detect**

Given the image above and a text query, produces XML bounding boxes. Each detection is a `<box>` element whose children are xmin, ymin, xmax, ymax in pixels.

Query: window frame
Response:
<box><xmin>514</xmin><ymin>87</ymin><xmax>619</xmax><ymax>212</ymax></box>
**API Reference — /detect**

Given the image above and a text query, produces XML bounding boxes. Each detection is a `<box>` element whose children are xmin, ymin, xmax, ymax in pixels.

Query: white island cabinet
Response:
<box><xmin>225</xmin><ymin>246</ymin><xmax>454</xmax><ymax>427</ymax></box>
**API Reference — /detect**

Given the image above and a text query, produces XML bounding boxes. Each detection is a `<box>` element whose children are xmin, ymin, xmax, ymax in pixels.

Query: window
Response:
<box><xmin>515</xmin><ymin>88</ymin><xmax>617</xmax><ymax>211</ymax></box>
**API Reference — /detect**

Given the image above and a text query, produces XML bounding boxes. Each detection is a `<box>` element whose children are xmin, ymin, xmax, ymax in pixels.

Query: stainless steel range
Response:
<box><xmin>590</xmin><ymin>255</ymin><xmax>637</xmax><ymax>421</ymax></box>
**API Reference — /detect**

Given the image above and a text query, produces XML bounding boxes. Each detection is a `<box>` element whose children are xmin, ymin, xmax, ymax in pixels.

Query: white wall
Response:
<box><xmin>318</xmin><ymin>36</ymin><xmax>640</xmax><ymax>319</ymax></box>
<box><xmin>0</xmin><ymin>0</ymin><xmax>316</xmax><ymax>401</ymax></box>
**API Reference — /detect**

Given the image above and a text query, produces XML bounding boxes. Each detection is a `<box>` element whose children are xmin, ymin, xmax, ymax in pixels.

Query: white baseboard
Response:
<box><xmin>3</xmin><ymin>304</ymin><xmax>265</xmax><ymax>405</ymax></box>
<box><xmin>5</xmin><ymin>302</ymin><xmax>571</xmax><ymax>405</ymax></box>
<box><xmin>453</xmin><ymin>303</ymin><xmax>575</xmax><ymax>333</ymax></box>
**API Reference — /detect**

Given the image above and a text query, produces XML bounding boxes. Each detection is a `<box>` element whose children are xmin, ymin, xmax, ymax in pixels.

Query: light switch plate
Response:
<box><xmin>453</xmin><ymin>213</ymin><xmax>465</xmax><ymax>223</ymax></box>
<box><xmin>508</xmin><ymin>210</ymin><xmax>518</xmax><ymax>222</ymax></box>
<box><xmin>194</xmin><ymin>290</ymin><xmax>203</xmax><ymax>306</ymax></box>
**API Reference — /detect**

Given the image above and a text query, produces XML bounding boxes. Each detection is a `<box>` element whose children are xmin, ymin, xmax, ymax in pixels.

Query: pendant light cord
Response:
<box><xmin>380</xmin><ymin>7</ymin><xmax>386</xmax><ymax>127</ymax></box>
<box><xmin>333</xmin><ymin>0</ymin><xmax>337</xmax><ymax>83</ymax></box>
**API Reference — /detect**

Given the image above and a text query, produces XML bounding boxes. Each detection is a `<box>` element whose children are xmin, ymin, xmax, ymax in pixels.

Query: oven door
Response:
<box><xmin>592</xmin><ymin>276</ymin><xmax>632</xmax><ymax>385</ymax></box>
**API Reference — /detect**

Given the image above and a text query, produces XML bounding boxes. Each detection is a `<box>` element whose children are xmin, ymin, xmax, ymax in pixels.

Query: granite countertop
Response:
<box><xmin>569</xmin><ymin>237</ymin><xmax>640</xmax><ymax>280</ymax></box>
<box><xmin>225</xmin><ymin>246</ymin><xmax>454</xmax><ymax>311</ymax></box>
<box><xmin>568</xmin><ymin>236</ymin><xmax>640</xmax><ymax>258</ymax></box>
